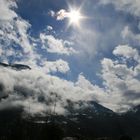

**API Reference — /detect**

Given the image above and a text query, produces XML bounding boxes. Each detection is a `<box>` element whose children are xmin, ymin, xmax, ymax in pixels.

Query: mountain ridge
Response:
<box><xmin>0</xmin><ymin>62</ymin><xmax>31</xmax><ymax>70</ymax></box>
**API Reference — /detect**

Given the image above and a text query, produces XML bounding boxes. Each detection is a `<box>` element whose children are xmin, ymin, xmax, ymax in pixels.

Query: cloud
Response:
<box><xmin>0</xmin><ymin>0</ymin><xmax>75</xmax><ymax>73</ymax></box>
<box><xmin>113</xmin><ymin>44</ymin><xmax>140</xmax><ymax>61</ymax></box>
<box><xmin>100</xmin><ymin>0</ymin><xmax>140</xmax><ymax>17</ymax></box>
<box><xmin>0</xmin><ymin>48</ymin><xmax>3</xmax><ymax>56</ymax></box>
<box><xmin>47</xmin><ymin>25</ymin><xmax>53</xmax><ymax>31</ymax></box>
<box><xmin>15</xmin><ymin>19</ymin><xmax>32</xmax><ymax>53</ymax></box>
<box><xmin>49</xmin><ymin>10</ymin><xmax>55</xmax><ymax>18</ymax></box>
<box><xmin>71</xmin><ymin>28</ymin><xmax>99</xmax><ymax>59</ymax></box>
<box><xmin>40</xmin><ymin>34</ymin><xmax>76</xmax><ymax>55</ymax></box>
<box><xmin>49</xmin><ymin>9</ymin><xmax>69</xmax><ymax>21</ymax></box>
<box><xmin>0</xmin><ymin>0</ymin><xmax>74</xmax><ymax>75</ymax></box>
<box><xmin>121</xmin><ymin>26</ymin><xmax>140</xmax><ymax>46</ymax></box>
<box><xmin>41</xmin><ymin>59</ymin><xmax>70</xmax><ymax>74</ymax></box>
<box><xmin>0</xmin><ymin>67</ymin><xmax>104</xmax><ymax>115</ymax></box>
<box><xmin>101</xmin><ymin>45</ymin><xmax>140</xmax><ymax>112</ymax></box>
<box><xmin>56</xmin><ymin>9</ymin><xmax>68</xmax><ymax>20</ymax></box>
<box><xmin>0</xmin><ymin>0</ymin><xmax>34</xmax><ymax>64</ymax></box>
<box><xmin>0</xmin><ymin>0</ymin><xmax>17</xmax><ymax>20</ymax></box>
<box><xmin>0</xmin><ymin>45</ymin><xmax>140</xmax><ymax>115</ymax></box>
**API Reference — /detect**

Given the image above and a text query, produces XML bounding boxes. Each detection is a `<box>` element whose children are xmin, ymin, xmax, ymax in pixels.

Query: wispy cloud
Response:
<box><xmin>121</xmin><ymin>26</ymin><xmax>140</xmax><ymax>46</ymax></box>
<box><xmin>100</xmin><ymin>0</ymin><xmax>140</xmax><ymax>17</ymax></box>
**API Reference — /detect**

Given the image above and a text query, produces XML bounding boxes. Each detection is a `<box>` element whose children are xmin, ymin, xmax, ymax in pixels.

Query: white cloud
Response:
<box><xmin>75</xmin><ymin>74</ymin><xmax>107</xmax><ymax>102</ymax></box>
<box><xmin>1</xmin><ymin>45</ymin><xmax>140</xmax><ymax>114</ymax></box>
<box><xmin>113</xmin><ymin>44</ymin><xmax>140</xmax><ymax>61</ymax></box>
<box><xmin>41</xmin><ymin>59</ymin><xmax>70</xmax><ymax>74</ymax></box>
<box><xmin>100</xmin><ymin>0</ymin><xmax>140</xmax><ymax>17</ymax></box>
<box><xmin>0</xmin><ymin>67</ymin><xmax>103</xmax><ymax>115</ymax></box>
<box><xmin>101</xmin><ymin>45</ymin><xmax>140</xmax><ymax>112</ymax></box>
<box><xmin>56</xmin><ymin>9</ymin><xmax>68</xmax><ymax>20</ymax></box>
<box><xmin>47</xmin><ymin>25</ymin><xmax>53</xmax><ymax>31</ymax></box>
<box><xmin>0</xmin><ymin>0</ymin><xmax>17</xmax><ymax>20</ymax></box>
<box><xmin>40</xmin><ymin>34</ymin><xmax>76</xmax><ymax>55</ymax></box>
<box><xmin>49</xmin><ymin>10</ymin><xmax>55</xmax><ymax>18</ymax></box>
<box><xmin>49</xmin><ymin>9</ymin><xmax>69</xmax><ymax>21</ymax></box>
<box><xmin>0</xmin><ymin>0</ymin><xmax>35</xmax><ymax>64</ymax></box>
<box><xmin>15</xmin><ymin>19</ymin><xmax>32</xmax><ymax>53</ymax></box>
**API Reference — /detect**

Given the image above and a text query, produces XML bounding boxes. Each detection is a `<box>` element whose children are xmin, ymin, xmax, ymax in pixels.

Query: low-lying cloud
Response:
<box><xmin>1</xmin><ymin>45</ymin><xmax>140</xmax><ymax>115</ymax></box>
<box><xmin>0</xmin><ymin>67</ymin><xmax>105</xmax><ymax>115</ymax></box>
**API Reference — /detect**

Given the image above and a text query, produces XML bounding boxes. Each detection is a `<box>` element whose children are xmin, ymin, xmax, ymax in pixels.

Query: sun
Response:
<box><xmin>68</xmin><ymin>10</ymin><xmax>81</xmax><ymax>24</ymax></box>
<box><xmin>67</xmin><ymin>9</ymin><xmax>83</xmax><ymax>27</ymax></box>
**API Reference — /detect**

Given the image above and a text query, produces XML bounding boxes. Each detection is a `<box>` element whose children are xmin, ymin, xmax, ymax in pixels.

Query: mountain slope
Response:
<box><xmin>0</xmin><ymin>62</ymin><xmax>31</xmax><ymax>70</ymax></box>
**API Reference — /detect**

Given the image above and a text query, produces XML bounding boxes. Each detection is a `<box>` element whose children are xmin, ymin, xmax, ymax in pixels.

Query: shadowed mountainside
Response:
<box><xmin>0</xmin><ymin>62</ymin><xmax>31</xmax><ymax>70</ymax></box>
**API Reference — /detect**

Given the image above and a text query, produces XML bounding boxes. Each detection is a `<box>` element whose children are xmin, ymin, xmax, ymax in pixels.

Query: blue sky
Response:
<box><xmin>0</xmin><ymin>0</ymin><xmax>140</xmax><ymax>114</ymax></box>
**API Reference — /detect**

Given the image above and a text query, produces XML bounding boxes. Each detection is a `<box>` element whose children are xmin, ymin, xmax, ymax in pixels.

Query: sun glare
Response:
<box><xmin>68</xmin><ymin>10</ymin><xmax>81</xmax><ymax>23</ymax></box>
<box><xmin>67</xmin><ymin>9</ymin><xmax>83</xmax><ymax>27</ymax></box>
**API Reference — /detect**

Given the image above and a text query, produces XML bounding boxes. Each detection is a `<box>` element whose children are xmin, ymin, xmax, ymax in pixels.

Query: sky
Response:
<box><xmin>0</xmin><ymin>0</ymin><xmax>140</xmax><ymax>115</ymax></box>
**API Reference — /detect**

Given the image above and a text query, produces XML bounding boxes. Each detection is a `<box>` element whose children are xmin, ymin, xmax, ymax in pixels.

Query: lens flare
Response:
<box><xmin>68</xmin><ymin>10</ymin><xmax>82</xmax><ymax>25</ymax></box>
<box><xmin>66</xmin><ymin>8</ymin><xmax>85</xmax><ymax>28</ymax></box>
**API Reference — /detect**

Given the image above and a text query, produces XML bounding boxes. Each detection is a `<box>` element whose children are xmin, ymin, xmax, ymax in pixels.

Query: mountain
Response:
<box><xmin>0</xmin><ymin>100</ymin><xmax>140</xmax><ymax>139</ymax></box>
<box><xmin>59</xmin><ymin>101</ymin><xmax>122</xmax><ymax>138</ymax></box>
<box><xmin>0</xmin><ymin>101</ymin><xmax>117</xmax><ymax>139</ymax></box>
<box><xmin>0</xmin><ymin>62</ymin><xmax>31</xmax><ymax>70</ymax></box>
<box><xmin>0</xmin><ymin>101</ymin><xmax>139</xmax><ymax>140</ymax></box>
<box><xmin>117</xmin><ymin>105</ymin><xmax>140</xmax><ymax>138</ymax></box>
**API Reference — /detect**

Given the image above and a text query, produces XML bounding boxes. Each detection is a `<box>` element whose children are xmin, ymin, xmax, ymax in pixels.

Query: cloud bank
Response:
<box><xmin>0</xmin><ymin>67</ymin><xmax>105</xmax><ymax>115</ymax></box>
<box><xmin>100</xmin><ymin>0</ymin><xmax>140</xmax><ymax>17</ymax></box>
<box><xmin>1</xmin><ymin>45</ymin><xmax>140</xmax><ymax>115</ymax></box>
